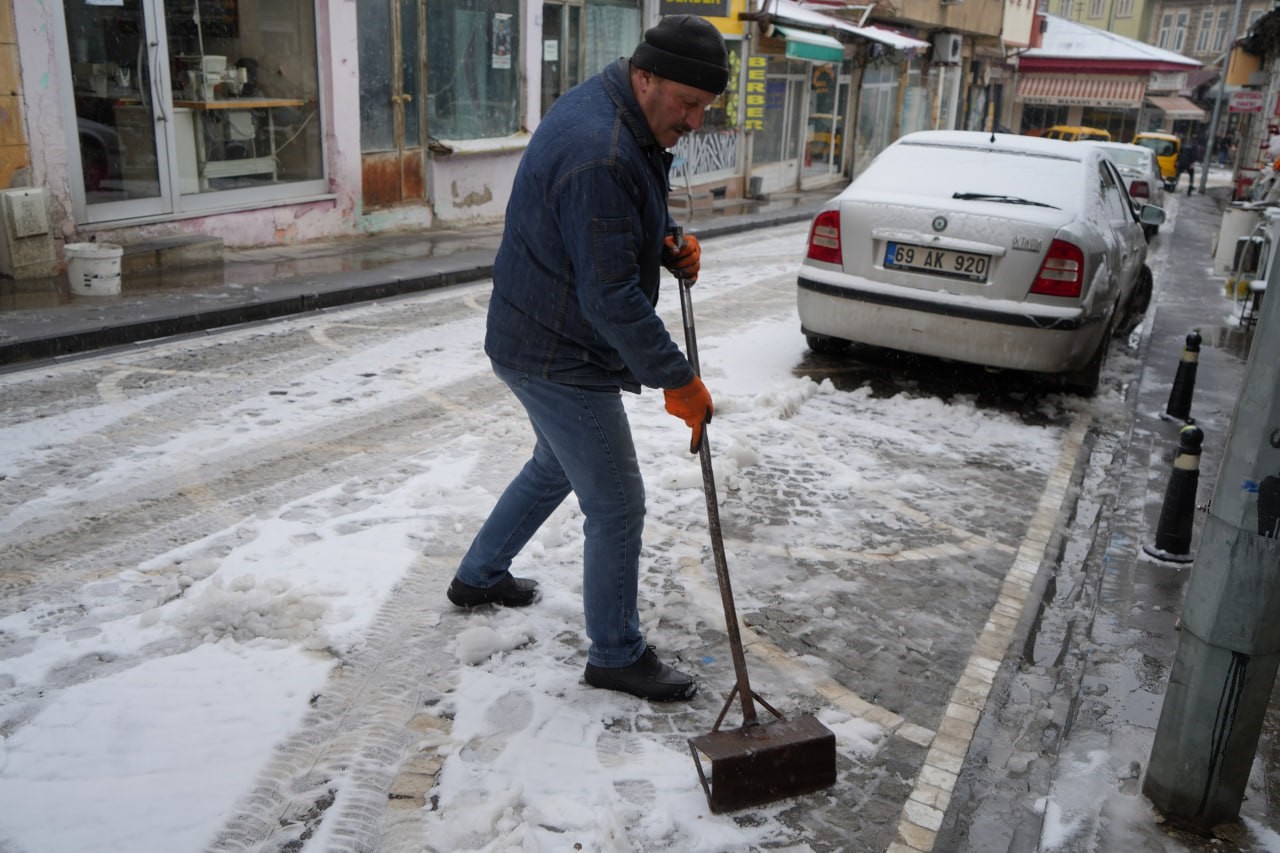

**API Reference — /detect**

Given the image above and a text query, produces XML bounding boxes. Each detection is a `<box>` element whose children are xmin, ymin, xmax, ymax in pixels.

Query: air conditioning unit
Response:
<box><xmin>932</xmin><ymin>32</ymin><xmax>962</xmax><ymax>65</ymax></box>
<box><xmin>0</xmin><ymin>188</ymin><xmax>57</xmax><ymax>279</ymax></box>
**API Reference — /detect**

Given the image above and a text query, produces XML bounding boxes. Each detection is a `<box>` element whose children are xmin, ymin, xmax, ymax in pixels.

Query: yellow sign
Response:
<box><xmin>745</xmin><ymin>55</ymin><xmax>767</xmax><ymax>131</ymax></box>
<box><xmin>701</xmin><ymin>0</ymin><xmax>747</xmax><ymax>37</ymax></box>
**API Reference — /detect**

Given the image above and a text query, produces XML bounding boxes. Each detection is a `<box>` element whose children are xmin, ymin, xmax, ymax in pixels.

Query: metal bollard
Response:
<box><xmin>1143</xmin><ymin>424</ymin><xmax>1204</xmax><ymax>564</ymax></box>
<box><xmin>1161</xmin><ymin>330</ymin><xmax>1201</xmax><ymax>423</ymax></box>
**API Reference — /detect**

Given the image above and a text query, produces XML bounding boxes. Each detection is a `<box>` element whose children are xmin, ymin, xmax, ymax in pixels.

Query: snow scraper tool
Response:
<box><xmin>672</xmin><ymin>239</ymin><xmax>836</xmax><ymax>813</ymax></box>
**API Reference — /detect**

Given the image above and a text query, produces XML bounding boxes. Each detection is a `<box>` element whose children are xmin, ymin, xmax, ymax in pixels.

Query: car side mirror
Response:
<box><xmin>1139</xmin><ymin>204</ymin><xmax>1166</xmax><ymax>226</ymax></box>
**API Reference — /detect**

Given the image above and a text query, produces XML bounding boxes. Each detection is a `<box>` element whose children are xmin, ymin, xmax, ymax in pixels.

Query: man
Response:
<box><xmin>445</xmin><ymin>16</ymin><xmax>728</xmax><ymax>702</ymax></box>
<box><xmin>1177</xmin><ymin>136</ymin><xmax>1202</xmax><ymax>196</ymax></box>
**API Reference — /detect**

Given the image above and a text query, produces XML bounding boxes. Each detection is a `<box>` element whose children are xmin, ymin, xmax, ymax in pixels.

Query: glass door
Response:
<box><xmin>64</xmin><ymin>0</ymin><xmax>175</xmax><ymax>221</ymax></box>
<box><xmin>541</xmin><ymin>1</ymin><xmax>582</xmax><ymax>117</ymax></box>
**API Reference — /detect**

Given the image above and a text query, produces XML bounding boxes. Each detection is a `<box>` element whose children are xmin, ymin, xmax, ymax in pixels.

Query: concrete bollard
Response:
<box><xmin>1162</xmin><ymin>330</ymin><xmax>1202</xmax><ymax>423</ymax></box>
<box><xmin>1143</xmin><ymin>424</ymin><xmax>1204</xmax><ymax>564</ymax></box>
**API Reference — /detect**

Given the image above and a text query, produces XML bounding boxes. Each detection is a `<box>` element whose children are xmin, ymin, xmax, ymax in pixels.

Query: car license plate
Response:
<box><xmin>884</xmin><ymin>242</ymin><xmax>990</xmax><ymax>282</ymax></box>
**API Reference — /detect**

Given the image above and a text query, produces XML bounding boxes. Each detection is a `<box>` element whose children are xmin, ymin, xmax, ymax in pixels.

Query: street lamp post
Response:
<box><xmin>1201</xmin><ymin>0</ymin><xmax>1245</xmax><ymax>195</ymax></box>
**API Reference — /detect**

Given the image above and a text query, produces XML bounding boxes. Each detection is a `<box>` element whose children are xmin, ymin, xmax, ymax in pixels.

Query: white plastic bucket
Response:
<box><xmin>65</xmin><ymin>242</ymin><xmax>124</xmax><ymax>296</ymax></box>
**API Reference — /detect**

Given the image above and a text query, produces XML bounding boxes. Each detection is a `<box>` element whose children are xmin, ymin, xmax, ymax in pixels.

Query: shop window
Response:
<box><xmin>750</xmin><ymin>55</ymin><xmax>806</xmax><ymax>166</ymax></box>
<box><xmin>1020</xmin><ymin>104</ymin><xmax>1067</xmax><ymax>134</ymax></box>
<box><xmin>584</xmin><ymin>0</ymin><xmax>641</xmax><ymax>79</ymax></box>
<box><xmin>427</xmin><ymin>0</ymin><xmax>521</xmax><ymax>140</ymax></box>
<box><xmin>670</xmin><ymin>40</ymin><xmax>740</xmax><ymax>182</ymax></box>
<box><xmin>900</xmin><ymin>63</ymin><xmax>928</xmax><ymax>137</ymax></box>
<box><xmin>854</xmin><ymin>62</ymin><xmax>898</xmax><ymax>176</ymax></box>
<box><xmin>804</xmin><ymin>62</ymin><xmax>843</xmax><ymax>175</ymax></box>
<box><xmin>540</xmin><ymin>0</ymin><xmax>639</xmax><ymax>118</ymax></box>
<box><xmin>65</xmin><ymin>0</ymin><xmax>324</xmax><ymax>217</ymax></box>
<box><xmin>164</xmin><ymin>2</ymin><xmax>324</xmax><ymax>190</ymax></box>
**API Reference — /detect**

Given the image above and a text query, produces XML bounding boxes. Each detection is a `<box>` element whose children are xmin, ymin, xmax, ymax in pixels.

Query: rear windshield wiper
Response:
<box><xmin>952</xmin><ymin>192</ymin><xmax>1060</xmax><ymax>209</ymax></box>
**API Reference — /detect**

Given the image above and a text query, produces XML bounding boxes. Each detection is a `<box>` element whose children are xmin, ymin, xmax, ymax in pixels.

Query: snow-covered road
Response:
<box><xmin>0</xmin><ymin>223</ymin><xmax>1119</xmax><ymax>851</ymax></box>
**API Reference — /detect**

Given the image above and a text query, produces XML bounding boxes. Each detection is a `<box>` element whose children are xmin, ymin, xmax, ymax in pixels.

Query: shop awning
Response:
<box><xmin>1146</xmin><ymin>94</ymin><xmax>1207</xmax><ymax>121</ymax></box>
<box><xmin>1017</xmin><ymin>74</ymin><xmax>1146</xmax><ymax>108</ymax></box>
<box><xmin>765</xmin><ymin>0</ymin><xmax>929</xmax><ymax>52</ymax></box>
<box><xmin>774</xmin><ymin>25</ymin><xmax>844</xmax><ymax>63</ymax></box>
<box><xmin>856</xmin><ymin>24</ymin><xmax>930</xmax><ymax>52</ymax></box>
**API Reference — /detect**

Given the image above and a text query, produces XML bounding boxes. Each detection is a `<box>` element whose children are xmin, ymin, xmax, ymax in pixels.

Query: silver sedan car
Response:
<box><xmin>797</xmin><ymin>131</ymin><xmax>1164</xmax><ymax>394</ymax></box>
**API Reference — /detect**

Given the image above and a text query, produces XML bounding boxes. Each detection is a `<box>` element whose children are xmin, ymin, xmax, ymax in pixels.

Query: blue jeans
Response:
<box><xmin>455</xmin><ymin>361</ymin><xmax>648</xmax><ymax>668</ymax></box>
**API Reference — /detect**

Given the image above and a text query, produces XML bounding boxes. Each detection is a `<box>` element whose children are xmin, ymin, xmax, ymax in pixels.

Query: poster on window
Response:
<box><xmin>492</xmin><ymin>13</ymin><xmax>512</xmax><ymax>69</ymax></box>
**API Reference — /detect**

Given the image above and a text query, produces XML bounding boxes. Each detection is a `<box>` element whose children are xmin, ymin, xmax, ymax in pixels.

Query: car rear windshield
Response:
<box><xmin>860</xmin><ymin>142</ymin><xmax>1083</xmax><ymax>214</ymax></box>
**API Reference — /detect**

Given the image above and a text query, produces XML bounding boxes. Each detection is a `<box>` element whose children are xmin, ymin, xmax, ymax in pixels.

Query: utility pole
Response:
<box><xmin>1201</xmin><ymin>0</ymin><xmax>1244</xmax><ymax>195</ymax></box>
<box><xmin>1144</xmin><ymin>229</ymin><xmax>1280</xmax><ymax>829</ymax></box>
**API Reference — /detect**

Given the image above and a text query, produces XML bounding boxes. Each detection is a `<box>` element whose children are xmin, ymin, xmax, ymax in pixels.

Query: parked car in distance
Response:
<box><xmin>797</xmin><ymin>131</ymin><xmax>1165</xmax><ymax>395</ymax></box>
<box><xmin>1041</xmin><ymin>125</ymin><xmax>1112</xmax><ymax>142</ymax></box>
<box><xmin>1089</xmin><ymin>140</ymin><xmax>1165</xmax><ymax>239</ymax></box>
<box><xmin>1132</xmin><ymin>131</ymin><xmax>1181</xmax><ymax>190</ymax></box>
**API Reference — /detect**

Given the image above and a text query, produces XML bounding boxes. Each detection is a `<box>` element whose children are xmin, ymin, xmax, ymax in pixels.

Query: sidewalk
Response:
<box><xmin>936</xmin><ymin>177</ymin><xmax>1273</xmax><ymax>851</ymax></box>
<box><xmin>1071</xmin><ymin>183</ymin><xmax>1275</xmax><ymax>849</ymax></box>
<box><xmin>0</xmin><ymin>188</ymin><xmax>833</xmax><ymax>369</ymax></box>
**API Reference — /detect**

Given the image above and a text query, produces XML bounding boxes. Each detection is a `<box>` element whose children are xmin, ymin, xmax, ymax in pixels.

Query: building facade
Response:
<box><xmin>1045</xmin><ymin>0</ymin><xmax>1157</xmax><ymax>42</ymax></box>
<box><xmin>1014</xmin><ymin>14</ymin><xmax>1201</xmax><ymax>143</ymax></box>
<box><xmin>1</xmin><ymin>0</ymin><xmax>1020</xmax><ymax>275</ymax></box>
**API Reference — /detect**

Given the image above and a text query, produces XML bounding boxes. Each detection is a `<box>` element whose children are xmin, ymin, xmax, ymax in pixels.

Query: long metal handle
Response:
<box><xmin>676</xmin><ymin>275</ymin><xmax>759</xmax><ymax>728</ymax></box>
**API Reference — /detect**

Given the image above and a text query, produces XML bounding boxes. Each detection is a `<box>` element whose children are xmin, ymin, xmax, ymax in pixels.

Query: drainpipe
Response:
<box><xmin>740</xmin><ymin>22</ymin><xmax>756</xmax><ymax>199</ymax></box>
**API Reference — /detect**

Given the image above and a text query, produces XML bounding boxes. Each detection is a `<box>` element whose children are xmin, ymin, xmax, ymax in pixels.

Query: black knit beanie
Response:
<box><xmin>630</xmin><ymin>15</ymin><xmax>730</xmax><ymax>95</ymax></box>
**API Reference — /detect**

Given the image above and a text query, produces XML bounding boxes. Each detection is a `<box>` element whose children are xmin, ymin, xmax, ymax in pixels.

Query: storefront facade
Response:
<box><xmin>1013</xmin><ymin>14</ymin><xmax>1201</xmax><ymax>142</ymax></box>
<box><xmin>9</xmin><ymin>0</ymin><xmax>937</xmax><ymax>265</ymax></box>
<box><xmin>19</xmin><ymin>0</ymin><xmax>359</xmax><ymax>252</ymax></box>
<box><xmin>14</xmin><ymin>0</ymin><xmax>700</xmax><ymax>256</ymax></box>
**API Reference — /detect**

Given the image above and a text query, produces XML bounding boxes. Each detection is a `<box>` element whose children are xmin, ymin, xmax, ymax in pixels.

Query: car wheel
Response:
<box><xmin>1061</xmin><ymin>329</ymin><xmax>1110</xmax><ymax>396</ymax></box>
<box><xmin>805</xmin><ymin>333</ymin><xmax>852</xmax><ymax>356</ymax></box>
<box><xmin>1118</xmin><ymin>266</ymin><xmax>1153</xmax><ymax>336</ymax></box>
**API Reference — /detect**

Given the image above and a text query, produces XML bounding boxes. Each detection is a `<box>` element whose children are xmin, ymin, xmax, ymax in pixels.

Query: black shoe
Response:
<box><xmin>584</xmin><ymin>646</ymin><xmax>697</xmax><ymax>701</ymax></box>
<box><xmin>447</xmin><ymin>573</ymin><xmax>539</xmax><ymax>608</ymax></box>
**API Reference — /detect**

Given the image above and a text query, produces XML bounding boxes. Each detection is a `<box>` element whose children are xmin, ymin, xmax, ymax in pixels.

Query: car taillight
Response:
<box><xmin>806</xmin><ymin>210</ymin><xmax>842</xmax><ymax>265</ymax></box>
<box><xmin>1030</xmin><ymin>239</ymin><xmax>1085</xmax><ymax>298</ymax></box>
<box><xmin>1129</xmin><ymin>180</ymin><xmax>1150</xmax><ymax>200</ymax></box>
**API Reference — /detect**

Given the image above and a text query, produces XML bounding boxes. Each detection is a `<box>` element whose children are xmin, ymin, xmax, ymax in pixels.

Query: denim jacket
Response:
<box><xmin>485</xmin><ymin>58</ymin><xmax>695</xmax><ymax>394</ymax></box>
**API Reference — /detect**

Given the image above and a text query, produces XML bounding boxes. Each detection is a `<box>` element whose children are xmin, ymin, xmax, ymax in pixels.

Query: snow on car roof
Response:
<box><xmin>853</xmin><ymin>131</ymin><xmax>1086</xmax><ymax>214</ymax></box>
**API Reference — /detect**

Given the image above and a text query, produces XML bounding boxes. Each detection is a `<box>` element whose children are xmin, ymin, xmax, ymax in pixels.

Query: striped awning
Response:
<box><xmin>1017</xmin><ymin>74</ymin><xmax>1146</xmax><ymax>108</ymax></box>
<box><xmin>1146</xmin><ymin>94</ymin><xmax>1206</xmax><ymax>121</ymax></box>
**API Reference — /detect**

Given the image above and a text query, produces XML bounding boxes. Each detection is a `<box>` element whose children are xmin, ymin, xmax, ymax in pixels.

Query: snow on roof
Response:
<box><xmin>1022</xmin><ymin>14</ymin><xmax>1201</xmax><ymax>67</ymax></box>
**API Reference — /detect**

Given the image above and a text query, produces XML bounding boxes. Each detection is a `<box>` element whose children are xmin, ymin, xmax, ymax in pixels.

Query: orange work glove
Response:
<box><xmin>662</xmin><ymin>233</ymin><xmax>701</xmax><ymax>285</ymax></box>
<box><xmin>664</xmin><ymin>375</ymin><xmax>713</xmax><ymax>454</ymax></box>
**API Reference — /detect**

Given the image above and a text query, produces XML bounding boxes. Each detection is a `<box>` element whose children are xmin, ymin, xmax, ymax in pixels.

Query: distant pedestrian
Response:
<box><xmin>1218</xmin><ymin>134</ymin><xmax>1233</xmax><ymax>168</ymax></box>
<box><xmin>1177</xmin><ymin>137</ymin><xmax>1202</xmax><ymax>195</ymax></box>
